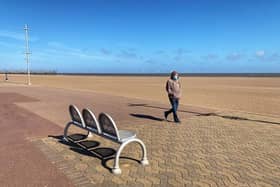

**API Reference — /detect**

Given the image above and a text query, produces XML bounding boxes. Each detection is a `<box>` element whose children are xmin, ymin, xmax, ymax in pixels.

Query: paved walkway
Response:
<box><xmin>0</xmin><ymin>92</ymin><xmax>74</xmax><ymax>186</ymax></box>
<box><xmin>0</xmin><ymin>84</ymin><xmax>280</xmax><ymax>186</ymax></box>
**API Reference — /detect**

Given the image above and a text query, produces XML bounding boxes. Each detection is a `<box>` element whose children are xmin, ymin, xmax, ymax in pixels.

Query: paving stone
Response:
<box><xmin>32</xmin><ymin>110</ymin><xmax>280</xmax><ymax>187</ymax></box>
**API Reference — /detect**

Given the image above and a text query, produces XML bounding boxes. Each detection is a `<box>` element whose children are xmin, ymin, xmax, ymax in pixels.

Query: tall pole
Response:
<box><xmin>24</xmin><ymin>24</ymin><xmax>31</xmax><ymax>85</ymax></box>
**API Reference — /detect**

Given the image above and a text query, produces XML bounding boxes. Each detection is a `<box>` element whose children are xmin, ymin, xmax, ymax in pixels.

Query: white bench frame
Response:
<box><xmin>63</xmin><ymin>105</ymin><xmax>149</xmax><ymax>175</ymax></box>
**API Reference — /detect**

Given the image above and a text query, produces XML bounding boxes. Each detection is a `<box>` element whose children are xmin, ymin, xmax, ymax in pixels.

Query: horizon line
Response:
<box><xmin>1</xmin><ymin>72</ymin><xmax>280</xmax><ymax>77</ymax></box>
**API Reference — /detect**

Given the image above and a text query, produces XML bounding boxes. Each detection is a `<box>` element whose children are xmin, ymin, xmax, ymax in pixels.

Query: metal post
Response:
<box><xmin>24</xmin><ymin>24</ymin><xmax>31</xmax><ymax>85</ymax></box>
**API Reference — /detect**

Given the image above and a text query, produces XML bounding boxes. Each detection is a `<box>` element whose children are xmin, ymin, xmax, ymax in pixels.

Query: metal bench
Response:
<box><xmin>64</xmin><ymin>105</ymin><xmax>149</xmax><ymax>174</ymax></box>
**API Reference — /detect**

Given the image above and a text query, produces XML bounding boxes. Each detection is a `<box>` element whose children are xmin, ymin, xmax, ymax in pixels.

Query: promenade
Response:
<box><xmin>0</xmin><ymin>84</ymin><xmax>279</xmax><ymax>186</ymax></box>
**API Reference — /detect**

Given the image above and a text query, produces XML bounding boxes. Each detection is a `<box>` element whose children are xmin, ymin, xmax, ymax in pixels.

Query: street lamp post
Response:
<box><xmin>24</xmin><ymin>24</ymin><xmax>31</xmax><ymax>85</ymax></box>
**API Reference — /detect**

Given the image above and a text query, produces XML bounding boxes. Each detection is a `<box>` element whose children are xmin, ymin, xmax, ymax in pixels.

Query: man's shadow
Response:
<box><xmin>130</xmin><ymin>113</ymin><xmax>164</xmax><ymax>121</ymax></box>
<box><xmin>128</xmin><ymin>103</ymin><xmax>280</xmax><ymax>125</ymax></box>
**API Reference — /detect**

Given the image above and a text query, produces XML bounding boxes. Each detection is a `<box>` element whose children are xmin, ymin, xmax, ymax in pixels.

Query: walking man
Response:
<box><xmin>164</xmin><ymin>71</ymin><xmax>182</xmax><ymax>123</ymax></box>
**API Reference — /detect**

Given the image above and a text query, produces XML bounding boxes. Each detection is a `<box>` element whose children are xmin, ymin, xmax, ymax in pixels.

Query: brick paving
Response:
<box><xmin>1</xmin><ymin>84</ymin><xmax>280</xmax><ymax>186</ymax></box>
<box><xmin>33</xmin><ymin>112</ymin><xmax>280</xmax><ymax>187</ymax></box>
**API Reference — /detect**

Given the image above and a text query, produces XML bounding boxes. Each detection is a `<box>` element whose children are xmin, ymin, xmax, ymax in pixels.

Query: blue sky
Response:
<box><xmin>0</xmin><ymin>0</ymin><xmax>279</xmax><ymax>73</ymax></box>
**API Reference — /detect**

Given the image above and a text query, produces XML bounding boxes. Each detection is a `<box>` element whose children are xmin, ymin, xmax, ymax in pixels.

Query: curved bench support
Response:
<box><xmin>63</xmin><ymin>122</ymin><xmax>72</xmax><ymax>142</ymax></box>
<box><xmin>112</xmin><ymin>138</ymin><xmax>149</xmax><ymax>175</ymax></box>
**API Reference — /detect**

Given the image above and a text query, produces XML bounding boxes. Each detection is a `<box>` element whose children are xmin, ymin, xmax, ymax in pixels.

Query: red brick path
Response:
<box><xmin>0</xmin><ymin>93</ymin><xmax>74</xmax><ymax>186</ymax></box>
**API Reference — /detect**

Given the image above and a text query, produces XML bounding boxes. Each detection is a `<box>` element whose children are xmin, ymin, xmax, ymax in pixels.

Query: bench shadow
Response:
<box><xmin>130</xmin><ymin>113</ymin><xmax>164</xmax><ymax>121</ymax></box>
<box><xmin>48</xmin><ymin>135</ymin><xmax>80</xmax><ymax>148</ymax></box>
<box><xmin>70</xmin><ymin>146</ymin><xmax>140</xmax><ymax>172</ymax></box>
<box><xmin>48</xmin><ymin>134</ymin><xmax>142</xmax><ymax>173</ymax></box>
<box><xmin>101</xmin><ymin>156</ymin><xmax>141</xmax><ymax>171</ymax></box>
<box><xmin>128</xmin><ymin>103</ymin><xmax>280</xmax><ymax>126</ymax></box>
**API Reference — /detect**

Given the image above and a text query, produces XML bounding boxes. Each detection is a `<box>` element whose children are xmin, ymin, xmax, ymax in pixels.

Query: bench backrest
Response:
<box><xmin>98</xmin><ymin>113</ymin><xmax>120</xmax><ymax>141</ymax></box>
<box><xmin>69</xmin><ymin>105</ymin><xmax>85</xmax><ymax>128</ymax></box>
<box><xmin>82</xmin><ymin>108</ymin><xmax>101</xmax><ymax>134</ymax></box>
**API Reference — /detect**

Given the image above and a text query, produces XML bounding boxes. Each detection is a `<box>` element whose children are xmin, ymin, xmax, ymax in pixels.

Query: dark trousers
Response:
<box><xmin>166</xmin><ymin>97</ymin><xmax>179</xmax><ymax>121</ymax></box>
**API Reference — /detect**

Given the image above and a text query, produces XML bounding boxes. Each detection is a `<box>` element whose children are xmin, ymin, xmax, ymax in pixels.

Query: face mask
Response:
<box><xmin>173</xmin><ymin>75</ymin><xmax>179</xmax><ymax>80</ymax></box>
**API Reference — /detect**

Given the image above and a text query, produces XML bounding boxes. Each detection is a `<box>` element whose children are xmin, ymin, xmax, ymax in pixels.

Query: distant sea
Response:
<box><xmin>2</xmin><ymin>72</ymin><xmax>280</xmax><ymax>77</ymax></box>
<box><xmin>57</xmin><ymin>73</ymin><xmax>280</xmax><ymax>77</ymax></box>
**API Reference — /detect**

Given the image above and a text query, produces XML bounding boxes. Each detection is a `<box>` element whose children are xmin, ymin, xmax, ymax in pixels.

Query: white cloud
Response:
<box><xmin>256</xmin><ymin>50</ymin><xmax>265</xmax><ymax>57</ymax></box>
<box><xmin>0</xmin><ymin>30</ymin><xmax>24</xmax><ymax>40</ymax></box>
<box><xmin>226</xmin><ymin>52</ymin><xmax>244</xmax><ymax>61</ymax></box>
<box><xmin>202</xmin><ymin>54</ymin><xmax>219</xmax><ymax>61</ymax></box>
<box><xmin>174</xmin><ymin>48</ymin><xmax>190</xmax><ymax>55</ymax></box>
<box><xmin>100</xmin><ymin>48</ymin><xmax>112</xmax><ymax>55</ymax></box>
<box><xmin>35</xmin><ymin>41</ymin><xmax>115</xmax><ymax>62</ymax></box>
<box><xmin>47</xmin><ymin>41</ymin><xmax>81</xmax><ymax>53</ymax></box>
<box><xmin>117</xmin><ymin>50</ymin><xmax>138</xmax><ymax>59</ymax></box>
<box><xmin>0</xmin><ymin>41</ymin><xmax>23</xmax><ymax>48</ymax></box>
<box><xmin>0</xmin><ymin>30</ymin><xmax>38</xmax><ymax>42</ymax></box>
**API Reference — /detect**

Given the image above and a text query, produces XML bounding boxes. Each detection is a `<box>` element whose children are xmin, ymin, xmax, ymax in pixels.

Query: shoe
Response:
<box><xmin>164</xmin><ymin>111</ymin><xmax>168</xmax><ymax>120</ymax></box>
<box><xmin>175</xmin><ymin>119</ymin><xmax>181</xmax><ymax>124</ymax></box>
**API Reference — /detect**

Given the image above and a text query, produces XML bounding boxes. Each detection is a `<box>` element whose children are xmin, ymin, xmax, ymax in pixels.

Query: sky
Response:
<box><xmin>0</xmin><ymin>0</ymin><xmax>279</xmax><ymax>73</ymax></box>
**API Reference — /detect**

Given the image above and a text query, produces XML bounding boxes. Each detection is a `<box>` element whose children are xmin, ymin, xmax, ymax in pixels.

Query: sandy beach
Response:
<box><xmin>3</xmin><ymin>74</ymin><xmax>280</xmax><ymax>117</ymax></box>
<box><xmin>0</xmin><ymin>75</ymin><xmax>280</xmax><ymax>186</ymax></box>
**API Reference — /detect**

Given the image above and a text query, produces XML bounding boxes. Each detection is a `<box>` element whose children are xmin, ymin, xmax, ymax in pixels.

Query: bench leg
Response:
<box><xmin>87</xmin><ymin>132</ymin><xmax>93</xmax><ymax>138</ymax></box>
<box><xmin>112</xmin><ymin>138</ymin><xmax>149</xmax><ymax>175</ymax></box>
<box><xmin>63</xmin><ymin>122</ymin><xmax>72</xmax><ymax>142</ymax></box>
